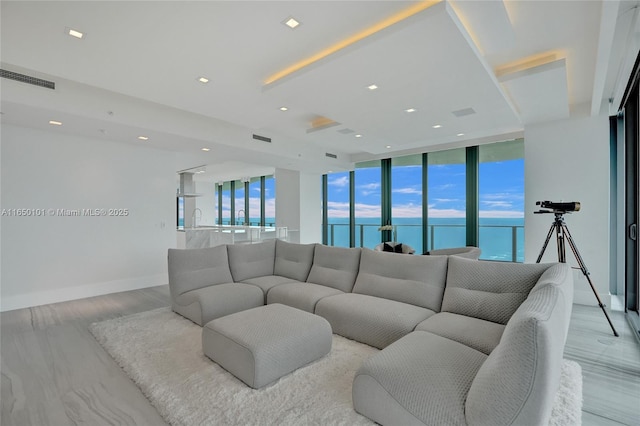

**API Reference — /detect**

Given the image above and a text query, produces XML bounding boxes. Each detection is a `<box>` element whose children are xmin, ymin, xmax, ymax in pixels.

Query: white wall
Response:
<box><xmin>275</xmin><ymin>168</ymin><xmax>322</xmax><ymax>244</ymax></box>
<box><xmin>524</xmin><ymin>109</ymin><xmax>611</xmax><ymax>306</ymax></box>
<box><xmin>1</xmin><ymin>124</ymin><xmax>177</xmax><ymax>311</ymax></box>
<box><xmin>195</xmin><ymin>180</ymin><xmax>217</xmax><ymax>226</ymax></box>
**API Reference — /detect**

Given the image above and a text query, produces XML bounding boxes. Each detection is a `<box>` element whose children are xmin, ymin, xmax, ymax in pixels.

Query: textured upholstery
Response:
<box><xmin>415</xmin><ymin>312</ymin><xmax>505</xmax><ymax>355</ymax></box>
<box><xmin>306</xmin><ymin>244</ymin><xmax>361</xmax><ymax>292</ymax></box>
<box><xmin>465</xmin><ymin>263</ymin><xmax>573</xmax><ymax>425</ymax></box>
<box><xmin>442</xmin><ymin>256</ymin><xmax>554</xmax><ymax>324</ymax></box>
<box><xmin>274</xmin><ymin>239</ymin><xmax>316</xmax><ymax>281</ymax></box>
<box><xmin>315</xmin><ymin>293</ymin><xmax>435</xmax><ymax>349</ymax></box>
<box><xmin>427</xmin><ymin>246</ymin><xmax>481</xmax><ymax>259</ymax></box>
<box><xmin>353</xmin><ymin>331</ymin><xmax>487</xmax><ymax>426</ymax></box>
<box><xmin>202</xmin><ymin>304</ymin><xmax>332</xmax><ymax>389</ymax></box>
<box><xmin>353</xmin><ymin>248</ymin><xmax>448</xmax><ymax>311</ymax></box>
<box><xmin>227</xmin><ymin>240</ymin><xmax>275</xmax><ymax>282</ymax></box>
<box><xmin>173</xmin><ymin>283</ymin><xmax>263</xmax><ymax>326</ymax></box>
<box><xmin>167</xmin><ymin>245</ymin><xmax>234</xmax><ymax>298</ymax></box>
<box><xmin>240</xmin><ymin>276</ymin><xmax>299</xmax><ymax>302</ymax></box>
<box><xmin>266</xmin><ymin>282</ymin><xmax>343</xmax><ymax>313</ymax></box>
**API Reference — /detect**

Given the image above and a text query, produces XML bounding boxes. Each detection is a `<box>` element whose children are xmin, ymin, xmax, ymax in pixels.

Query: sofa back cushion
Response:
<box><xmin>353</xmin><ymin>248</ymin><xmax>448</xmax><ymax>311</ymax></box>
<box><xmin>441</xmin><ymin>256</ymin><xmax>553</xmax><ymax>324</ymax></box>
<box><xmin>274</xmin><ymin>240</ymin><xmax>316</xmax><ymax>281</ymax></box>
<box><xmin>465</xmin><ymin>263</ymin><xmax>573</xmax><ymax>425</ymax></box>
<box><xmin>167</xmin><ymin>246</ymin><xmax>233</xmax><ymax>297</ymax></box>
<box><xmin>227</xmin><ymin>240</ymin><xmax>275</xmax><ymax>282</ymax></box>
<box><xmin>306</xmin><ymin>244</ymin><xmax>361</xmax><ymax>292</ymax></box>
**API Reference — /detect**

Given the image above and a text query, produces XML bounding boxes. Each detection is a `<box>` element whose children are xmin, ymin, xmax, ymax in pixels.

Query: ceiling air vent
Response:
<box><xmin>325</xmin><ymin>152</ymin><xmax>338</xmax><ymax>159</ymax></box>
<box><xmin>0</xmin><ymin>69</ymin><xmax>55</xmax><ymax>90</ymax></box>
<box><xmin>452</xmin><ymin>107</ymin><xmax>476</xmax><ymax>117</ymax></box>
<box><xmin>337</xmin><ymin>128</ymin><xmax>355</xmax><ymax>134</ymax></box>
<box><xmin>252</xmin><ymin>134</ymin><xmax>272</xmax><ymax>143</ymax></box>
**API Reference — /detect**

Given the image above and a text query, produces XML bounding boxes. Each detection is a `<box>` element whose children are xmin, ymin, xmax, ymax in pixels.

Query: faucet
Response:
<box><xmin>236</xmin><ymin>209</ymin><xmax>245</xmax><ymax>226</ymax></box>
<box><xmin>191</xmin><ymin>208</ymin><xmax>202</xmax><ymax>228</ymax></box>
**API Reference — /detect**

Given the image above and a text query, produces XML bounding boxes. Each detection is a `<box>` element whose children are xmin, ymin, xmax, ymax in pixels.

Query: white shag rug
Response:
<box><xmin>90</xmin><ymin>307</ymin><xmax>582</xmax><ymax>426</ymax></box>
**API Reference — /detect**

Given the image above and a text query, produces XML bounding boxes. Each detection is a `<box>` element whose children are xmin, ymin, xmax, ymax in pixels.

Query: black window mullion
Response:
<box><xmin>322</xmin><ymin>174</ymin><xmax>328</xmax><ymax>245</ymax></box>
<box><xmin>349</xmin><ymin>170</ymin><xmax>356</xmax><ymax>247</ymax></box>
<box><xmin>230</xmin><ymin>181</ymin><xmax>236</xmax><ymax>225</ymax></box>
<box><xmin>381</xmin><ymin>158</ymin><xmax>392</xmax><ymax>242</ymax></box>
<box><xmin>466</xmin><ymin>146</ymin><xmax>479</xmax><ymax>247</ymax></box>
<box><xmin>422</xmin><ymin>153</ymin><xmax>429</xmax><ymax>253</ymax></box>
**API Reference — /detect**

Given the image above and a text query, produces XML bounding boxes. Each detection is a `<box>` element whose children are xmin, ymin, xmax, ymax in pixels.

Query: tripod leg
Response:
<box><xmin>556</xmin><ymin>223</ymin><xmax>566</xmax><ymax>263</ymax></box>
<box><xmin>562</xmin><ymin>224</ymin><xmax>619</xmax><ymax>337</ymax></box>
<box><xmin>536</xmin><ymin>222</ymin><xmax>557</xmax><ymax>263</ymax></box>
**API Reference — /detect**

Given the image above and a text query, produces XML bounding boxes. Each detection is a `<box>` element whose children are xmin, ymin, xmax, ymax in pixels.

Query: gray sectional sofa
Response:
<box><xmin>168</xmin><ymin>239</ymin><xmax>573</xmax><ymax>426</ymax></box>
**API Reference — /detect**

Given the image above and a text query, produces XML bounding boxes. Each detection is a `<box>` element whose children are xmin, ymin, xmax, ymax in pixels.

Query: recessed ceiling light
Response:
<box><xmin>386</xmin><ymin>145</ymin><xmax>392</xmax><ymax>149</ymax></box>
<box><xmin>367</xmin><ymin>84</ymin><xmax>378</xmax><ymax>91</ymax></box>
<box><xmin>201</xmin><ymin>148</ymin><xmax>210</xmax><ymax>152</ymax></box>
<box><xmin>49</xmin><ymin>120</ymin><xmax>62</xmax><ymax>126</ymax></box>
<box><xmin>457</xmin><ymin>133</ymin><xmax>465</xmax><ymax>137</ymax></box>
<box><xmin>137</xmin><ymin>136</ymin><xmax>149</xmax><ymax>140</ymax></box>
<box><xmin>405</xmin><ymin>108</ymin><xmax>416</xmax><ymax>113</ymax></box>
<box><xmin>198</xmin><ymin>77</ymin><xmax>209</xmax><ymax>84</ymax></box>
<box><xmin>280</xmin><ymin>106</ymin><xmax>288</xmax><ymax>111</ymax></box>
<box><xmin>283</xmin><ymin>17</ymin><xmax>301</xmax><ymax>29</ymax></box>
<box><xmin>355</xmin><ymin>134</ymin><xmax>362</xmax><ymax>138</ymax></box>
<box><xmin>66</xmin><ymin>28</ymin><xmax>83</xmax><ymax>39</ymax></box>
<box><xmin>432</xmin><ymin>124</ymin><xmax>442</xmax><ymax>129</ymax></box>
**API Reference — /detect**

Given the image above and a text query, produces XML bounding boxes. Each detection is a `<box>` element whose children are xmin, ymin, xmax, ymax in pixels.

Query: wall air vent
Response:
<box><xmin>325</xmin><ymin>152</ymin><xmax>338</xmax><ymax>159</ymax></box>
<box><xmin>0</xmin><ymin>69</ymin><xmax>55</xmax><ymax>90</ymax></box>
<box><xmin>252</xmin><ymin>134</ymin><xmax>272</xmax><ymax>143</ymax></box>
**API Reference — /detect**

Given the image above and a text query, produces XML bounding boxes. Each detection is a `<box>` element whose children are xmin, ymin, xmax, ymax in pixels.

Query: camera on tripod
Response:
<box><xmin>534</xmin><ymin>200</ymin><xmax>581</xmax><ymax>214</ymax></box>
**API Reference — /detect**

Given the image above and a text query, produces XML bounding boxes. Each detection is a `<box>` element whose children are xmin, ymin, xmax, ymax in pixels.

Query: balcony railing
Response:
<box><xmin>326</xmin><ymin>223</ymin><xmax>524</xmax><ymax>263</ymax></box>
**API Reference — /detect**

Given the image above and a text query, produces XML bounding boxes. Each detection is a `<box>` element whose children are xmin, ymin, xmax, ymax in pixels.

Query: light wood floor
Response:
<box><xmin>1</xmin><ymin>285</ymin><xmax>639</xmax><ymax>426</ymax></box>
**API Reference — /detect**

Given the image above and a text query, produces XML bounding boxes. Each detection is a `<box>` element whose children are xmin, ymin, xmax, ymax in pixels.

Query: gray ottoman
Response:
<box><xmin>202</xmin><ymin>303</ymin><xmax>332</xmax><ymax>389</ymax></box>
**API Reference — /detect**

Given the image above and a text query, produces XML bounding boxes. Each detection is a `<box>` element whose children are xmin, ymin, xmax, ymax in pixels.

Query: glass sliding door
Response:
<box><xmin>478</xmin><ymin>139</ymin><xmax>525</xmax><ymax>262</ymax></box>
<box><xmin>354</xmin><ymin>161</ymin><xmax>382</xmax><ymax>249</ymax></box>
<box><xmin>391</xmin><ymin>155</ymin><xmax>423</xmax><ymax>252</ymax></box>
<box><xmin>427</xmin><ymin>148</ymin><xmax>466</xmax><ymax>250</ymax></box>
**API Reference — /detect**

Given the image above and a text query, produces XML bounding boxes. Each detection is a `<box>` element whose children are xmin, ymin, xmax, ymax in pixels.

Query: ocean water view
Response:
<box><xmin>326</xmin><ymin>217</ymin><xmax>524</xmax><ymax>262</ymax></box>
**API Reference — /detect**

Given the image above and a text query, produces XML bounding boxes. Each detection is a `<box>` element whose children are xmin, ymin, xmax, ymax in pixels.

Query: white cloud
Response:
<box><xmin>393</xmin><ymin>187</ymin><xmax>422</xmax><ymax>195</ymax></box>
<box><xmin>328</xmin><ymin>176</ymin><xmax>349</xmax><ymax>187</ymax></box>
<box><xmin>479</xmin><ymin>210</ymin><xmax>524</xmax><ymax>218</ymax></box>
<box><xmin>482</xmin><ymin>200</ymin><xmax>513</xmax><ymax>208</ymax></box>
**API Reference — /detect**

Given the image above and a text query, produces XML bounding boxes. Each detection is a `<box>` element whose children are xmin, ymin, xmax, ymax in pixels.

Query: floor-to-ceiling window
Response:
<box><xmin>249</xmin><ymin>177</ymin><xmax>261</xmax><ymax>225</ymax></box>
<box><xmin>354</xmin><ymin>161</ymin><xmax>382</xmax><ymax>248</ymax></box>
<box><xmin>219</xmin><ymin>182</ymin><xmax>231</xmax><ymax>225</ymax></box>
<box><xmin>427</xmin><ymin>148</ymin><xmax>466</xmax><ymax>250</ymax></box>
<box><xmin>325</xmin><ymin>171</ymin><xmax>350</xmax><ymax>247</ymax></box>
<box><xmin>391</xmin><ymin>154</ymin><xmax>423</xmax><ymax>252</ymax></box>
<box><xmin>478</xmin><ymin>139</ymin><xmax>525</xmax><ymax>262</ymax></box>
<box><xmin>264</xmin><ymin>175</ymin><xmax>275</xmax><ymax>226</ymax></box>
<box><xmin>233</xmin><ymin>180</ymin><xmax>245</xmax><ymax>225</ymax></box>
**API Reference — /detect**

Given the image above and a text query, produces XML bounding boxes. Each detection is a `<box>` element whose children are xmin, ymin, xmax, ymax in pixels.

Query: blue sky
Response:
<box><xmin>327</xmin><ymin>159</ymin><xmax>524</xmax><ymax>219</ymax></box>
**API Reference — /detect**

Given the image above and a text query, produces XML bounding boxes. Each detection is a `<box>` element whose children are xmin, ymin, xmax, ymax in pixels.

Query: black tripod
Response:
<box><xmin>536</xmin><ymin>211</ymin><xmax>619</xmax><ymax>337</ymax></box>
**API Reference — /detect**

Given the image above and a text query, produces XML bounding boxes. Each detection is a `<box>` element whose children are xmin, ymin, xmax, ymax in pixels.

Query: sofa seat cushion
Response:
<box><xmin>306</xmin><ymin>244</ymin><xmax>361</xmax><ymax>293</ymax></box>
<box><xmin>315</xmin><ymin>293</ymin><xmax>435</xmax><ymax>349</ymax></box>
<box><xmin>415</xmin><ymin>312</ymin><xmax>505</xmax><ymax>355</ymax></box>
<box><xmin>353</xmin><ymin>248</ymin><xmax>448</xmax><ymax>311</ymax></box>
<box><xmin>353</xmin><ymin>330</ymin><xmax>487</xmax><ymax>426</ymax></box>
<box><xmin>173</xmin><ymin>283</ymin><xmax>264</xmax><ymax>326</ymax></box>
<box><xmin>241</xmin><ymin>276</ymin><xmax>300</xmax><ymax>302</ymax></box>
<box><xmin>266</xmin><ymin>282</ymin><xmax>343</xmax><ymax>313</ymax></box>
<box><xmin>442</xmin><ymin>256</ymin><xmax>554</xmax><ymax>324</ymax></box>
<box><xmin>274</xmin><ymin>240</ymin><xmax>316</xmax><ymax>281</ymax></box>
<box><xmin>227</xmin><ymin>240</ymin><xmax>276</xmax><ymax>282</ymax></box>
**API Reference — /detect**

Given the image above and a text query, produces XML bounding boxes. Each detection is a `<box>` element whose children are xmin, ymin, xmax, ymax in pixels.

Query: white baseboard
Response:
<box><xmin>572</xmin><ymin>288</ymin><xmax>612</xmax><ymax>308</ymax></box>
<box><xmin>0</xmin><ymin>273</ymin><xmax>168</xmax><ymax>312</ymax></box>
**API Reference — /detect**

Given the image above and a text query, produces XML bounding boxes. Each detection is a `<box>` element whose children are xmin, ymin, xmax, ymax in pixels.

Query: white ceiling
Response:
<box><xmin>1</xmin><ymin>0</ymin><xmax>639</xmax><ymax>182</ymax></box>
